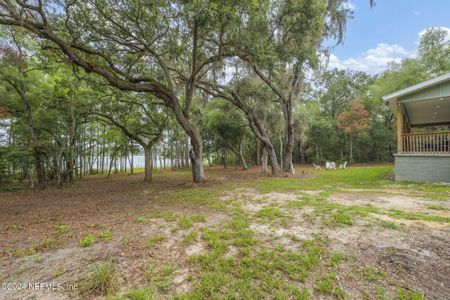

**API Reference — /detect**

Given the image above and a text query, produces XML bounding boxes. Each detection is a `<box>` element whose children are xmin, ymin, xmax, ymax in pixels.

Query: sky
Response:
<box><xmin>327</xmin><ymin>0</ymin><xmax>450</xmax><ymax>74</ymax></box>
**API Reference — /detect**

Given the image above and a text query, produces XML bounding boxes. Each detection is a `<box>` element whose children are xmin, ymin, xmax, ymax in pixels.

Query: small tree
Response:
<box><xmin>337</xmin><ymin>100</ymin><xmax>369</xmax><ymax>164</ymax></box>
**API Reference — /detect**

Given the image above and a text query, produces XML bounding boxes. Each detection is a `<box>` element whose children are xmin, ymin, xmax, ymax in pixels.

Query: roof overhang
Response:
<box><xmin>383</xmin><ymin>72</ymin><xmax>450</xmax><ymax>127</ymax></box>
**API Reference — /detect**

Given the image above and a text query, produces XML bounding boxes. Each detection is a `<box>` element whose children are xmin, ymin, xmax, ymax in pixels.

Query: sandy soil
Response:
<box><xmin>0</xmin><ymin>167</ymin><xmax>449</xmax><ymax>299</ymax></box>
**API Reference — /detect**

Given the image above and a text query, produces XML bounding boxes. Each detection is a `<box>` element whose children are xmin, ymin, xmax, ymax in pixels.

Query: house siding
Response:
<box><xmin>394</xmin><ymin>154</ymin><xmax>450</xmax><ymax>183</ymax></box>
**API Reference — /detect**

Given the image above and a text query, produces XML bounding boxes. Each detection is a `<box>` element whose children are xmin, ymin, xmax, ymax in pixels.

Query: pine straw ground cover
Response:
<box><xmin>0</xmin><ymin>165</ymin><xmax>449</xmax><ymax>299</ymax></box>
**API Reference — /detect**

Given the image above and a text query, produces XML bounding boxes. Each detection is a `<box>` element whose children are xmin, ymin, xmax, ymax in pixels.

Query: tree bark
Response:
<box><xmin>261</xmin><ymin>147</ymin><xmax>268</xmax><ymax>174</ymax></box>
<box><xmin>349</xmin><ymin>137</ymin><xmax>353</xmax><ymax>165</ymax></box>
<box><xmin>188</xmin><ymin>132</ymin><xmax>205</xmax><ymax>183</ymax></box>
<box><xmin>144</xmin><ymin>146</ymin><xmax>153</xmax><ymax>183</ymax></box>
<box><xmin>256</xmin><ymin>139</ymin><xmax>260</xmax><ymax>166</ymax></box>
<box><xmin>228</xmin><ymin>142</ymin><xmax>248</xmax><ymax>170</ymax></box>
<box><xmin>238</xmin><ymin>141</ymin><xmax>248</xmax><ymax>170</ymax></box>
<box><xmin>282</xmin><ymin>99</ymin><xmax>296</xmax><ymax>174</ymax></box>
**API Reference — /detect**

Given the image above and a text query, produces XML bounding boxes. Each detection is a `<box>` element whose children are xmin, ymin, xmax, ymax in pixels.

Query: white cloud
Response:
<box><xmin>328</xmin><ymin>43</ymin><xmax>412</xmax><ymax>74</ymax></box>
<box><xmin>327</xmin><ymin>26</ymin><xmax>450</xmax><ymax>74</ymax></box>
<box><xmin>412</xmin><ymin>11</ymin><xmax>421</xmax><ymax>16</ymax></box>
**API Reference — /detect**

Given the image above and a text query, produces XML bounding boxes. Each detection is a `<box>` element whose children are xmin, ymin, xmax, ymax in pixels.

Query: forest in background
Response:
<box><xmin>0</xmin><ymin>1</ymin><xmax>449</xmax><ymax>189</ymax></box>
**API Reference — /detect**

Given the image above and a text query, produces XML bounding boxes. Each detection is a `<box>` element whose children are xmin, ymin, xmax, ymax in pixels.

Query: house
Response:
<box><xmin>383</xmin><ymin>72</ymin><xmax>450</xmax><ymax>183</ymax></box>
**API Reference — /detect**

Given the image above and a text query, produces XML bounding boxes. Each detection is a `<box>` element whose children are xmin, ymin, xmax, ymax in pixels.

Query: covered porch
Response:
<box><xmin>383</xmin><ymin>72</ymin><xmax>450</xmax><ymax>182</ymax></box>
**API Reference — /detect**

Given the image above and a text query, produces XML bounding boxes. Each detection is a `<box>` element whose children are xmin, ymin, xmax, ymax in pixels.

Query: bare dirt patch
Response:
<box><xmin>328</xmin><ymin>192</ymin><xmax>450</xmax><ymax>213</ymax></box>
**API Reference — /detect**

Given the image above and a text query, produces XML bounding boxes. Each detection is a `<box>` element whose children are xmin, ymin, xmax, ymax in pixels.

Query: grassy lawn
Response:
<box><xmin>1</xmin><ymin>165</ymin><xmax>449</xmax><ymax>299</ymax></box>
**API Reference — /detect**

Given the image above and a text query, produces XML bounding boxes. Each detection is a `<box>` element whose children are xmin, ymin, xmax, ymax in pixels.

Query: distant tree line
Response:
<box><xmin>0</xmin><ymin>1</ymin><xmax>448</xmax><ymax>188</ymax></box>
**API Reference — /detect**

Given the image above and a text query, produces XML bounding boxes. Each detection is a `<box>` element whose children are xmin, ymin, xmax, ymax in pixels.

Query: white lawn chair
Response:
<box><xmin>339</xmin><ymin>161</ymin><xmax>347</xmax><ymax>170</ymax></box>
<box><xmin>329</xmin><ymin>162</ymin><xmax>336</xmax><ymax>170</ymax></box>
<box><xmin>325</xmin><ymin>161</ymin><xmax>331</xmax><ymax>170</ymax></box>
<box><xmin>313</xmin><ymin>163</ymin><xmax>321</xmax><ymax>170</ymax></box>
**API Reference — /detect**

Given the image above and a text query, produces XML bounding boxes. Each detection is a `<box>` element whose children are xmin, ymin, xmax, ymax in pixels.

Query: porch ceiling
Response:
<box><xmin>383</xmin><ymin>72</ymin><xmax>450</xmax><ymax>127</ymax></box>
<box><xmin>402</xmin><ymin>96</ymin><xmax>450</xmax><ymax>127</ymax></box>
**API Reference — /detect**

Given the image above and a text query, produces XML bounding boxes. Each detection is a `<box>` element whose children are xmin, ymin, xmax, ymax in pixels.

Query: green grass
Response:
<box><xmin>143</xmin><ymin>263</ymin><xmax>175</xmax><ymax>293</ymax></box>
<box><xmin>387</xmin><ymin>209</ymin><xmax>450</xmax><ymax>223</ymax></box>
<box><xmin>99</xmin><ymin>229</ymin><xmax>113</xmax><ymax>242</ymax></box>
<box><xmin>178</xmin><ymin>216</ymin><xmax>194</xmax><ymax>229</ymax></box>
<box><xmin>92</xmin><ymin>166</ymin><xmax>449</xmax><ymax>297</ymax></box>
<box><xmin>426</xmin><ymin>204</ymin><xmax>449</xmax><ymax>211</ymax></box>
<box><xmin>379</xmin><ymin>220</ymin><xmax>399</xmax><ymax>229</ymax></box>
<box><xmin>80</xmin><ymin>234</ymin><xmax>95</xmax><ymax>247</ymax></box>
<box><xmin>13</xmin><ymin>246</ymin><xmax>37</xmax><ymax>257</ymax></box>
<box><xmin>179</xmin><ymin>209</ymin><xmax>326</xmax><ymax>299</ymax></box>
<box><xmin>135</xmin><ymin>216</ymin><xmax>148</xmax><ymax>223</ymax></box>
<box><xmin>251</xmin><ymin>165</ymin><xmax>450</xmax><ymax>201</ymax></box>
<box><xmin>146</xmin><ymin>235</ymin><xmax>166</xmax><ymax>247</ymax></box>
<box><xmin>54</xmin><ymin>224</ymin><xmax>69</xmax><ymax>234</ymax></box>
<box><xmin>397</xmin><ymin>288</ymin><xmax>425</xmax><ymax>300</ymax></box>
<box><xmin>191</xmin><ymin>214</ymin><xmax>206</xmax><ymax>223</ymax></box>
<box><xmin>328</xmin><ymin>211</ymin><xmax>353</xmax><ymax>226</ymax></box>
<box><xmin>326</xmin><ymin>252</ymin><xmax>347</xmax><ymax>268</ymax></box>
<box><xmin>39</xmin><ymin>238</ymin><xmax>59</xmax><ymax>250</ymax></box>
<box><xmin>315</xmin><ymin>272</ymin><xmax>345</xmax><ymax>298</ymax></box>
<box><xmin>182</xmin><ymin>231</ymin><xmax>198</xmax><ymax>245</ymax></box>
<box><xmin>171</xmin><ymin>187</ymin><xmax>228</xmax><ymax>209</ymax></box>
<box><xmin>80</xmin><ymin>260</ymin><xmax>118</xmax><ymax>295</ymax></box>
<box><xmin>150</xmin><ymin>210</ymin><xmax>177</xmax><ymax>222</ymax></box>
<box><xmin>255</xmin><ymin>206</ymin><xmax>286</xmax><ymax>221</ymax></box>
<box><xmin>253</xmin><ymin>166</ymin><xmax>394</xmax><ymax>193</ymax></box>
<box><xmin>362</xmin><ymin>267</ymin><xmax>385</xmax><ymax>282</ymax></box>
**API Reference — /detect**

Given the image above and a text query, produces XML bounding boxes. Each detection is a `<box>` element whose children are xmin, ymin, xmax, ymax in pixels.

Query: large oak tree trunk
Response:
<box><xmin>188</xmin><ymin>130</ymin><xmax>205</xmax><ymax>183</ymax></box>
<box><xmin>170</xmin><ymin>99</ymin><xmax>205</xmax><ymax>183</ymax></box>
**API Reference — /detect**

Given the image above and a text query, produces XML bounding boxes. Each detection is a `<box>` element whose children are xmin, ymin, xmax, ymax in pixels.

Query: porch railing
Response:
<box><xmin>401</xmin><ymin>131</ymin><xmax>450</xmax><ymax>154</ymax></box>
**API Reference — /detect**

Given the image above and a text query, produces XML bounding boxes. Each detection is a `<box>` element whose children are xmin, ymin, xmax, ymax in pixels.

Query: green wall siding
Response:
<box><xmin>395</xmin><ymin>155</ymin><xmax>450</xmax><ymax>183</ymax></box>
<box><xmin>398</xmin><ymin>81</ymin><xmax>450</xmax><ymax>102</ymax></box>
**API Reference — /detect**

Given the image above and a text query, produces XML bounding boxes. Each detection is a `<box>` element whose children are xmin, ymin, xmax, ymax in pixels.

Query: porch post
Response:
<box><xmin>396</xmin><ymin>103</ymin><xmax>403</xmax><ymax>153</ymax></box>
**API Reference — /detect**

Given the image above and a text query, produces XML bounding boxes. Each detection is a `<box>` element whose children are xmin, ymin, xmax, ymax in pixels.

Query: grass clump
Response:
<box><xmin>379</xmin><ymin>220</ymin><xmax>398</xmax><ymax>229</ymax></box>
<box><xmin>178</xmin><ymin>216</ymin><xmax>194</xmax><ymax>229</ymax></box>
<box><xmin>388</xmin><ymin>209</ymin><xmax>450</xmax><ymax>223</ymax></box>
<box><xmin>54</xmin><ymin>224</ymin><xmax>69</xmax><ymax>234</ymax></box>
<box><xmin>146</xmin><ymin>234</ymin><xmax>165</xmax><ymax>247</ymax></box>
<box><xmin>143</xmin><ymin>263</ymin><xmax>175</xmax><ymax>292</ymax></box>
<box><xmin>39</xmin><ymin>238</ymin><xmax>59</xmax><ymax>250</ymax></box>
<box><xmin>135</xmin><ymin>216</ymin><xmax>148</xmax><ymax>223</ymax></box>
<box><xmin>326</xmin><ymin>252</ymin><xmax>347</xmax><ymax>268</ymax></box>
<box><xmin>426</xmin><ymin>204</ymin><xmax>448</xmax><ymax>211</ymax></box>
<box><xmin>182</xmin><ymin>231</ymin><xmax>198</xmax><ymax>245</ymax></box>
<box><xmin>190</xmin><ymin>214</ymin><xmax>206</xmax><ymax>223</ymax></box>
<box><xmin>151</xmin><ymin>210</ymin><xmax>177</xmax><ymax>222</ymax></box>
<box><xmin>99</xmin><ymin>229</ymin><xmax>113</xmax><ymax>242</ymax></box>
<box><xmin>315</xmin><ymin>272</ymin><xmax>345</xmax><ymax>298</ymax></box>
<box><xmin>80</xmin><ymin>260</ymin><xmax>118</xmax><ymax>295</ymax></box>
<box><xmin>255</xmin><ymin>206</ymin><xmax>285</xmax><ymax>221</ymax></box>
<box><xmin>328</xmin><ymin>211</ymin><xmax>353</xmax><ymax>226</ymax></box>
<box><xmin>397</xmin><ymin>288</ymin><xmax>425</xmax><ymax>300</ymax></box>
<box><xmin>13</xmin><ymin>246</ymin><xmax>36</xmax><ymax>257</ymax></box>
<box><xmin>80</xmin><ymin>234</ymin><xmax>95</xmax><ymax>247</ymax></box>
<box><xmin>362</xmin><ymin>267</ymin><xmax>385</xmax><ymax>282</ymax></box>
